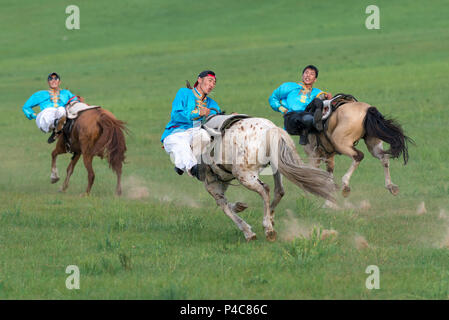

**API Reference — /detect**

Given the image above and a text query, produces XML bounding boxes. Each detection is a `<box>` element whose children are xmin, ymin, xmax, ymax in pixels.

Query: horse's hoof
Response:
<box><xmin>51</xmin><ymin>177</ymin><xmax>60</xmax><ymax>184</ymax></box>
<box><xmin>234</xmin><ymin>202</ymin><xmax>248</xmax><ymax>213</ymax></box>
<box><xmin>342</xmin><ymin>185</ymin><xmax>351</xmax><ymax>198</ymax></box>
<box><xmin>246</xmin><ymin>234</ymin><xmax>257</xmax><ymax>242</ymax></box>
<box><xmin>80</xmin><ymin>192</ymin><xmax>90</xmax><ymax>197</ymax></box>
<box><xmin>387</xmin><ymin>184</ymin><xmax>399</xmax><ymax>196</ymax></box>
<box><xmin>58</xmin><ymin>188</ymin><xmax>66</xmax><ymax>193</ymax></box>
<box><xmin>265</xmin><ymin>230</ymin><xmax>277</xmax><ymax>242</ymax></box>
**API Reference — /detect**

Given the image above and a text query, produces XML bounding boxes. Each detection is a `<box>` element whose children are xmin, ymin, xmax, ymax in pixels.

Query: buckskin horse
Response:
<box><xmin>50</xmin><ymin>106</ymin><xmax>127</xmax><ymax>196</ymax></box>
<box><xmin>195</xmin><ymin>115</ymin><xmax>336</xmax><ymax>242</ymax></box>
<box><xmin>297</xmin><ymin>95</ymin><xmax>412</xmax><ymax>198</ymax></box>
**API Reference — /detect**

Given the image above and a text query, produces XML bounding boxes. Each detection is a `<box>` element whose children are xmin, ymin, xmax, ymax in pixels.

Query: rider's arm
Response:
<box><xmin>315</xmin><ymin>90</ymin><xmax>332</xmax><ymax>100</ymax></box>
<box><xmin>268</xmin><ymin>82</ymin><xmax>295</xmax><ymax>114</ymax></box>
<box><xmin>169</xmin><ymin>88</ymin><xmax>194</xmax><ymax>122</ymax></box>
<box><xmin>22</xmin><ymin>90</ymin><xmax>48</xmax><ymax>120</ymax></box>
<box><xmin>189</xmin><ymin>94</ymin><xmax>219</xmax><ymax>121</ymax></box>
<box><xmin>61</xmin><ymin>89</ymin><xmax>76</xmax><ymax>105</ymax></box>
<box><xmin>207</xmin><ymin>99</ymin><xmax>221</xmax><ymax>116</ymax></box>
<box><xmin>189</xmin><ymin>104</ymin><xmax>203</xmax><ymax>121</ymax></box>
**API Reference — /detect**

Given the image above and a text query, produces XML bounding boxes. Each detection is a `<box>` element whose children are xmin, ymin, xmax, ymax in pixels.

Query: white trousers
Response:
<box><xmin>36</xmin><ymin>107</ymin><xmax>66</xmax><ymax>133</ymax></box>
<box><xmin>163</xmin><ymin>128</ymin><xmax>211</xmax><ymax>172</ymax></box>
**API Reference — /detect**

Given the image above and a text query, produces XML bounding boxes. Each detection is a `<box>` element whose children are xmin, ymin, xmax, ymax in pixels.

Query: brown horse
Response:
<box><xmin>303</xmin><ymin>101</ymin><xmax>412</xmax><ymax>198</ymax></box>
<box><xmin>50</xmin><ymin>108</ymin><xmax>127</xmax><ymax>196</ymax></box>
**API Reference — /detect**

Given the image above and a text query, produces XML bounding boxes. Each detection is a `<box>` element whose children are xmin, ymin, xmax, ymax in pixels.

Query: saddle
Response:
<box><xmin>321</xmin><ymin>93</ymin><xmax>358</xmax><ymax>121</ymax></box>
<box><xmin>59</xmin><ymin>100</ymin><xmax>101</xmax><ymax>152</ymax></box>
<box><xmin>66</xmin><ymin>100</ymin><xmax>100</xmax><ymax>119</ymax></box>
<box><xmin>202</xmin><ymin>114</ymin><xmax>251</xmax><ymax>137</ymax></box>
<box><xmin>200</xmin><ymin>114</ymin><xmax>251</xmax><ymax>183</ymax></box>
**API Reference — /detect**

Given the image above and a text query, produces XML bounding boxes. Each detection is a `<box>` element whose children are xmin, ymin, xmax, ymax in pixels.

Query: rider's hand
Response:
<box><xmin>199</xmin><ymin>106</ymin><xmax>210</xmax><ymax>117</ymax></box>
<box><xmin>25</xmin><ymin>111</ymin><xmax>36</xmax><ymax>120</ymax></box>
<box><xmin>279</xmin><ymin>106</ymin><xmax>288</xmax><ymax>114</ymax></box>
<box><xmin>325</xmin><ymin>93</ymin><xmax>333</xmax><ymax>100</ymax></box>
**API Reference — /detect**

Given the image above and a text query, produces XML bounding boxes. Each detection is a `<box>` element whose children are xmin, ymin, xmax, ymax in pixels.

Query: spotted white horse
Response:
<box><xmin>195</xmin><ymin>117</ymin><xmax>336</xmax><ymax>242</ymax></box>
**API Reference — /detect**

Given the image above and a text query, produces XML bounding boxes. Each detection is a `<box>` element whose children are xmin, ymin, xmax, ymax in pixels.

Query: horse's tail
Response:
<box><xmin>274</xmin><ymin>128</ymin><xmax>336</xmax><ymax>201</ymax></box>
<box><xmin>363</xmin><ymin>106</ymin><xmax>413</xmax><ymax>164</ymax></box>
<box><xmin>92</xmin><ymin>109</ymin><xmax>127</xmax><ymax>174</ymax></box>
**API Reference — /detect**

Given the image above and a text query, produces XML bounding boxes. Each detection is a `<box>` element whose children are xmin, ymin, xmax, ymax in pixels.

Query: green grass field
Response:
<box><xmin>1</xmin><ymin>0</ymin><xmax>449</xmax><ymax>299</ymax></box>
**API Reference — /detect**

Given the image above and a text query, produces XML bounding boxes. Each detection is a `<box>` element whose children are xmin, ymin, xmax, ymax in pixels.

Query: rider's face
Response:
<box><xmin>302</xmin><ymin>68</ymin><xmax>317</xmax><ymax>86</ymax></box>
<box><xmin>48</xmin><ymin>78</ymin><xmax>60</xmax><ymax>90</ymax></box>
<box><xmin>197</xmin><ymin>76</ymin><xmax>216</xmax><ymax>95</ymax></box>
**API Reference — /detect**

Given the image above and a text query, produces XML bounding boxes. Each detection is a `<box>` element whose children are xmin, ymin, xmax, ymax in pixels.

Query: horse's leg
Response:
<box><xmin>365</xmin><ymin>137</ymin><xmax>399</xmax><ymax>195</ymax></box>
<box><xmin>82</xmin><ymin>154</ymin><xmax>95</xmax><ymax>196</ymax></box>
<box><xmin>332</xmin><ymin>136</ymin><xmax>364</xmax><ymax>197</ymax></box>
<box><xmin>269</xmin><ymin>171</ymin><xmax>285</xmax><ymax>226</ymax></box>
<box><xmin>61</xmin><ymin>153</ymin><xmax>81</xmax><ymax>192</ymax></box>
<box><xmin>50</xmin><ymin>138</ymin><xmax>66</xmax><ymax>184</ymax></box>
<box><xmin>340</xmin><ymin>150</ymin><xmax>363</xmax><ymax>197</ymax></box>
<box><xmin>325</xmin><ymin>154</ymin><xmax>335</xmax><ymax>176</ymax></box>
<box><xmin>204</xmin><ymin>174</ymin><xmax>256</xmax><ymax>241</ymax></box>
<box><xmin>235</xmin><ymin>170</ymin><xmax>276</xmax><ymax>241</ymax></box>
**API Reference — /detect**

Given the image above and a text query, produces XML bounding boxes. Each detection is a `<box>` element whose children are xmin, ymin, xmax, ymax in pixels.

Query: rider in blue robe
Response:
<box><xmin>269</xmin><ymin>65</ymin><xmax>332</xmax><ymax>145</ymax></box>
<box><xmin>22</xmin><ymin>73</ymin><xmax>78</xmax><ymax>143</ymax></box>
<box><xmin>161</xmin><ymin>70</ymin><xmax>221</xmax><ymax>181</ymax></box>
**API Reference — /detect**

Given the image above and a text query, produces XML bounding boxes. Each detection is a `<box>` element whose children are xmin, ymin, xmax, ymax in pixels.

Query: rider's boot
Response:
<box><xmin>47</xmin><ymin>130</ymin><xmax>57</xmax><ymax>144</ymax></box>
<box><xmin>48</xmin><ymin>116</ymin><xmax>66</xmax><ymax>144</ymax></box>
<box><xmin>174</xmin><ymin>167</ymin><xmax>184</xmax><ymax>175</ymax></box>
<box><xmin>299</xmin><ymin>129</ymin><xmax>309</xmax><ymax>145</ymax></box>
<box><xmin>309</xmin><ymin>98</ymin><xmax>324</xmax><ymax>131</ymax></box>
<box><xmin>313</xmin><ymin>106</ymin><xmax>323</xmax><ymax>131</ymax></box>
<box><xmin>189</xmin><ymin>164</ymin><xmax>206</xmax><ymax>181</ymax></box>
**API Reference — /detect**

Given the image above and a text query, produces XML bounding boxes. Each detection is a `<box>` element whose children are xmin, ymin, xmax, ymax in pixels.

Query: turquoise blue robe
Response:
<box><xmin>161</xmin><ymin>87</ymin><xmax>221</xmax><ymax>142</ymax></box>
<box><xmin>269</xmin><ymin>82</ymin><xmax>326</xmax><ymax>113</ymax></box>
<box><xmin>22</xmin><ymin>89</ymin><xmax>75</xmax><ymax>120</ymax></box>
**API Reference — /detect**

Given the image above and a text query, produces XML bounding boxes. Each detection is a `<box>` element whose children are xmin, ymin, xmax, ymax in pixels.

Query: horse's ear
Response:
<box><xmin>186</xmin><ymin>80</ymin><xmax>192</xmax><ymax>89</ymax></box>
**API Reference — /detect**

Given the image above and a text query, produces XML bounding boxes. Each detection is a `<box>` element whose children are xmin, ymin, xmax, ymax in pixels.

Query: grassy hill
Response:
<box><xmin>0</xmin><ymin>0</ymin><xmax>448</xmax><ymax>299</ymax></box>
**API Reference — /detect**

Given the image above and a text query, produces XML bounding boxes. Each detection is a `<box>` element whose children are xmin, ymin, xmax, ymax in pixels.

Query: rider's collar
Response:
<box><xmin>193</xmin><ymin>87</ymin><xmax>206</xmax><ymax>101</ymax></box>
<box><xmin>299</xmin><ymin>82</ymin><xmax>312</xmax><ymax>94</ymax></box>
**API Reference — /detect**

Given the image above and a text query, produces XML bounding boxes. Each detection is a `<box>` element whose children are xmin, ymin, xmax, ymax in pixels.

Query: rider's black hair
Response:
<box><xmin>302</xmin><ymin>65</ymin><xmax>319</xmax><ymax>78</ymax></box>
